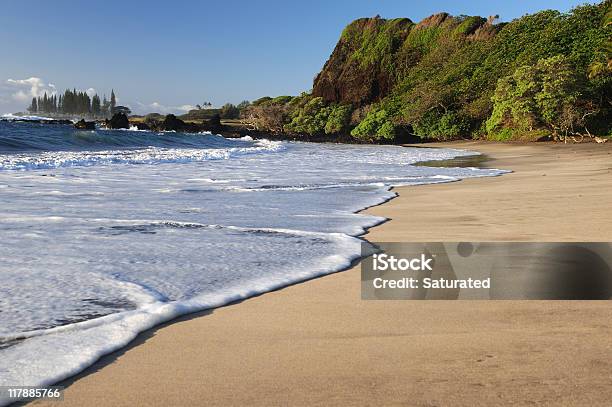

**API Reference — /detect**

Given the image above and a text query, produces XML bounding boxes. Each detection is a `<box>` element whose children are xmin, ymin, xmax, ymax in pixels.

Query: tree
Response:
<box><xmin>92</xmin><ymin>95</ymin><xmax>101</xmax><ymax>116</ymax></box>
<box><xmin>351</xmin><ymin>107</ymin><xmax>395</xmax><ymax>140</ymax></box>
<box><xmin>28</xmin><ymin>97</ymin><xmax>37</xmax><ymax>113</ymax></box>
<box><xmin>285</xmin><ymin>96</ymin><xmax>331</xmax><ymax>135</ymax></box>
<box><xmin>242</xmin><ymin>104</ymin><xmax>287</xmax><ymax>132</ymax></box>
<box><xmin>102</xmin><ymin>95</ymin><xmax>110</xmax><ymax>117</ymax></box>
<box><xmin>237</xmin><ymin>100</ymin><xmax>250</xmax><ymax>110</ymax></box>
<box><xmin>324</xmin><ymin>104</ymin><xmax>353</xmax><ymax>134</ymax></box>
<box><xmin>22</xmin><ymin>87</ymin><xmax>115</xmax><ymax>117</ymax></box>
<box><xmin>220</xmin><ymin>103</ymin><xmax>240</xmax><ymax>119</ymax></box>
<box><xmin>486</xmin><ymin>55</ymin><xmax>584</xmax><ymax>139</ymax></box>
<box><xmin>113</xmin><ymin>106</ymin><xmax>132</xmax><ymax>115</ymax></box>
<box><xmin>110</xmin><ymin>90</ymin><xmax>116</xmax><ymax>113</ymax></box>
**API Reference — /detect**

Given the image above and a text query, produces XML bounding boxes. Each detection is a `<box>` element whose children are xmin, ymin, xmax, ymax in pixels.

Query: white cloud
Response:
<box><xmin>134</xmin><ymin>101</ymin><xmax>197</xmax><ymax>115</ymax></box>
<box><xmin>85</xmin><ymin>88</ymin><xmax>97</xmax><ymax>98</ymax></box>
<box><xmin>178</xmin><ymin>104</ymin><xmax>198</xmax><ymax>111</ymax></box>
<box><xmin>6</xmin><ymin>77</ymin><xmax>57</xmax><ymax>102</ymax></box>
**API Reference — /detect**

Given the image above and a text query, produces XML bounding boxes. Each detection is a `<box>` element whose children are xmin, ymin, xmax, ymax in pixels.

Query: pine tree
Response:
<box><xmin>29</xmin><ymin>97</ymin><xmax>37</xmax><ymax>113</ymax></box>
<box><xmin>23</xmin><ymin>87</ymin><xmax>118</xmax><ymax>117</ymax></box>
<box><xmin>92</xmin><ymin>94</ymin><xmax>101</xmax><ymax>116</ymax></box>
<box><xmin>102</xmin><ymin>95</ymin><xmax>110</xmax><ymax>118</ymax></box>
<box><xmin>110</xmin><ymin>89</ymin><xmax>116</xmax><ymax>114</ymax></box>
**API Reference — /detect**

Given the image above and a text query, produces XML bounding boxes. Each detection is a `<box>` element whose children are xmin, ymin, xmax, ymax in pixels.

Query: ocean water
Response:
<box><xmin>0</xmin><ymin>118</ymin><xmax>507</xmax><ymax>399</ymax></box>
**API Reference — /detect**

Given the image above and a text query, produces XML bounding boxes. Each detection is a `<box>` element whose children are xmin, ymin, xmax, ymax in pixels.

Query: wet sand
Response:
<box><xmin>36</xmin><ymin>141</ymin><xmax>612</xmax><ymax>406</ymax></box>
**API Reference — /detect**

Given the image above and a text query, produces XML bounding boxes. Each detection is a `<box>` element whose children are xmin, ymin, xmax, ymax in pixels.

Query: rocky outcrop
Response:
<box><xmin>202</xmin><ymin>114</ymin><xmax>223</xmax><ymax>133</ymax></box>
<box><xmin>147</xmin><ymin>114</ymin><xmax>225</xmax><ymax>133</ymax></box>
<box><xmin>311</xmin><ymin>13</ymin><xmax>495</xmax><ymax>107</ymax></box>
<box><xmin>107</xmin><ymin>113</ymin><xmax>130</xmax><ymax>129</ymax></box>
<box><xmin>159</xmin><ymin>114</ymin><xmax>186</xmax><ymax>131</ymax></box>
<box><xmin>74</xmin><ymin>119</ymin><xmax>95</xmax><ymax>130</ymax></box>
<box><xmin>134</xmin><ymin>122</ymin><xmax>150</xmax><ymax>131</ymax></box>
<box><xmin>312</xmin><ymin>17</ymin><xmax>413</xmax><ymax>106</ymax></box>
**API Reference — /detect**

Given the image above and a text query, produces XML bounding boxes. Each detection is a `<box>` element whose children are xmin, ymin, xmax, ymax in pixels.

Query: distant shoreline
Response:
<box><xmin>2</xmin><ymin>114</ymin><xmax>608</xmax><ymax>146</ymax></box>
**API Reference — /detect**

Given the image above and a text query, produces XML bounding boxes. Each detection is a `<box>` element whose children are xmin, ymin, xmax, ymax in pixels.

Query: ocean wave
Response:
<box><xmin>1</xmin><ymin>113</ymin><xmax>58</xmax><ymax>121</ymax></box>
<box><xmin>0</xmin><ymin>120</ymin><xmax>263</xmax><ymax>153</ymax></box>
<box><xmin>0</xmin><ymin>140</ymin><xmax>284</xmax><ymax>170</ymax></box>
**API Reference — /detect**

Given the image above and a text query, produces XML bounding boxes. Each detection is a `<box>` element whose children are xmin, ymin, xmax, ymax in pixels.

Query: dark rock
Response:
<box><xmin>536</xmin><ymin>134</ymin><xmax>553</xmax><ymax>142</ymax></box>
<box><xmin>394</xmin><ymin>125</ymin><xmax>422</xmax><ymax>144</ymax></box>
<box><xmin>108</xmin><ymin>113</ymin><xmax>130</xmax><ymax>129</ymax></box>
<box><xmin>208</xmin><ymin>113</ymin><xmax>221</xmax><ymax>127</ymax></box>
<box><xmin>134</xmin><ymin>122</ymin><xmax>150</xmax><ymax>131</ymax></box>
<box><xmin>312</xmin><ymin>17</ymin><xmax>413</xmax><ymax>106</ymax></box>
<box><xmin>200</xmin><ymin>114</ymin><xmax>224</xmax><ymax>133</ymax></box>
<box><xmin>160</xmin><ymin>114</ymin><xmax>186</xmax><ymax>131</ymax></box>
<box><xmin>74</xmin><ymin>119</ymin><xmax>96</xmax><ymax>130</ymax></box>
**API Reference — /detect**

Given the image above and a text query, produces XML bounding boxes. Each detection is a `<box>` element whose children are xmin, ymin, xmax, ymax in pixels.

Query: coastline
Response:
<box><xmin>36</xmin><ymin>141</ymin><xmax>612</xmax><ymax>406</ymax></box>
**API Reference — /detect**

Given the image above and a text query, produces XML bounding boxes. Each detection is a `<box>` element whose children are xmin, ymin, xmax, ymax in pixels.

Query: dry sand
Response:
<box><xmin>37</xmin><ymin>142</ymin><xmax>612</xmax><ymax>406</ymax></box>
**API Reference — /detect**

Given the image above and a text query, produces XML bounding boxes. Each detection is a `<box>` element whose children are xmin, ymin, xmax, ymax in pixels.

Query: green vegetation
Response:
<box><xmin>351</xmin><ymin>107</ymin><xmax>395</xmax><ymax>140</ymax></box>
<box><xmin>28</xmin><ymin>88</ymin><xmax>116</xmax><ymax>118</ymax></box>
<box><xmin>179</xmin><ymin>108</ymin><xmax>221</xmax><ymax>121</ymax></box>
<box><xmin>244</xmin><ymin>1</ymin><xmax>610</xmax><ymax>142</ymax></box>
<box><xmin>285</xmin><ymin>97</ymin><xmax>330</xmax><ymax>134</ymax></box>
<box><xmin>486</xmin><ymin>55</ymin><xmax>586</xmax><ymax>140</ymax></box>
<box><xmin>324</xmin><ymin>104</ymin><xmax>353</xmax><ymax>134</ymax></box>
<box><xmin>341</xmin><ymin>17</ymin><xmax>413</xmax><ymax>69</ymax></box>
<box><xmin>241</xmin><ymin>92</ymin><xmax>355</xmax><ymax>136</ymax></box>
<box><xmin>220</xmin><ymin>103</ymin><xmax>240</xmax><ymax>119</ymax></box>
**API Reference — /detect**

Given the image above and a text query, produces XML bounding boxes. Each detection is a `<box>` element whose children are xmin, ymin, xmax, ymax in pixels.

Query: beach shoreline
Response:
<box><xmin>36</xmin><ymin>141</ymin><xmax>612</xmax><ymax>407</ymax></box>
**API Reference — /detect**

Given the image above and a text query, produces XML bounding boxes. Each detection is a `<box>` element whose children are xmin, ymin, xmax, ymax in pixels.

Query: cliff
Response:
<box><xmin>308</xmin><ymin>2</ymin><xmax>610</xmax><ymax>141</ymax></box>
<box><xmin>312</xmin><ymin>13</ymin><xmax>496</xmax><ymax>107</ymax></box>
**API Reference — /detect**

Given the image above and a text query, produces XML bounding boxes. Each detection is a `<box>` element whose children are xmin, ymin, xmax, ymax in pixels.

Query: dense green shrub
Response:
<box><xmin>454</xmin><ymin>16</ymin><xmax>487</xmax><ymax>36</ymax></box>
<box><xmin>486</xmin><ymin>55</ymin><xmax>583</xmax><ymax>139</ymax></box>
<box><xmin>350</xmin><ymin>107</ymin><xmax>395</xmax><ymax>140</ymax></box>
<box><xmin>285</xmin><ymin>97</ymin><xmax>330</xmax><ymax>135</ymax></box>
<box><xmin>270</xmin><ymin>95</ymin><xmax>294</xmax><ymax>105</ymax></box>
<box><xmin>413</xmin><ymin>111</ymin><xmax>471</xmax><ymax>140</ymax></box>
<box><xmin>251</xmin><ymin>96</ymin><xmax>273</xmax><ymax>106</ymax></box>
<box><xmin>324</xmin><ymin>104</ymin><xmax>353</xmax><ymax>134</ymax></box>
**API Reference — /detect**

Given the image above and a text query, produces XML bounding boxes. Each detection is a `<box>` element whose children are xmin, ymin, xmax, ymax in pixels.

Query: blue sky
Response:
<box><xmin>0</xmin><ymin>0</ymin><xmax>593</xmax><ymax>114</ymax></box>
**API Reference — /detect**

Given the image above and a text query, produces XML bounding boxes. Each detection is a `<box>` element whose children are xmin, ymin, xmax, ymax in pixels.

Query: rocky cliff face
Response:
<box><xmin>312</xmin><ymin>17</ymin><xmax>412</xmax><ymax>106</ymax></box>
<box><xmin>312</xmin><ymin>13</ymin><xmax>495</xmax><ymax>107</ymax></box>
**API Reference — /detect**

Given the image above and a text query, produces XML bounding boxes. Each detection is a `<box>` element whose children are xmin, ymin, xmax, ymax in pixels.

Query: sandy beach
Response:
<box><xmin>37</xmin><ymin>141</ymin><xmax>612</xmax><ymax>406</ymax></box>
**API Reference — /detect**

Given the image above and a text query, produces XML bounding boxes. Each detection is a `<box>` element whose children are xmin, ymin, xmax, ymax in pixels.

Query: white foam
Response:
<box><xmin>0</xmin><ymin>228</ymin><xmax>361</xmax><ymax>402</ymax></box>
<box><xmin>0</xmin><ymin>140</ymin><xmax>285</xmax><ymax>171</ymax></box>
<box><xmin>1</xmin><ymin>113</ymin><xmax>56</xmax><ymax>121</ymax></box>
